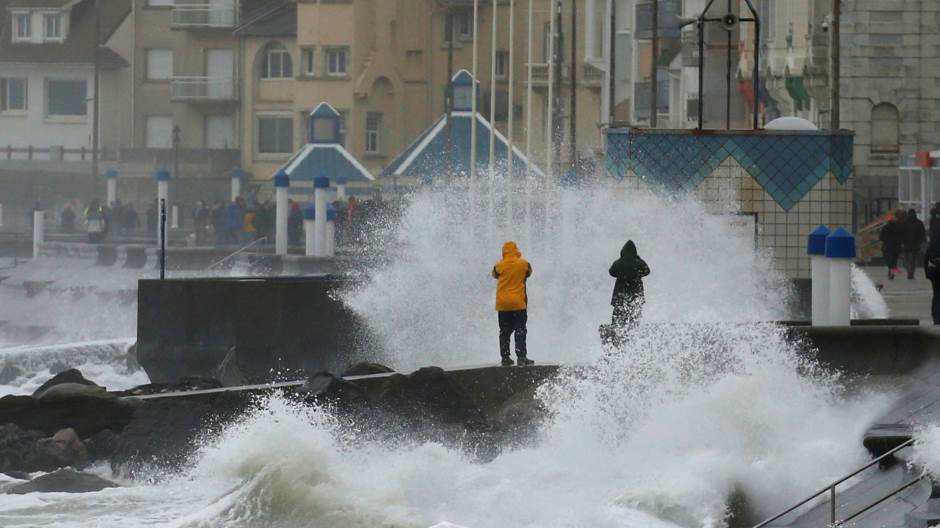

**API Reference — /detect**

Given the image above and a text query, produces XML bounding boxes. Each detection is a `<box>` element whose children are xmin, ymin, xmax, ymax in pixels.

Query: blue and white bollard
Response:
<box><xmin>273</xmin><ymin>170</ymin><xmax>290</xmax><ymax>255</ymax></box>
<box><xmin>314</xmin><ymin>176</ymin><xmax>329</xmax><ymax>257</ymax></box>
<box><xmin>335</xmin><ymin>176</ymin><xmax>347</xmax><ymax>201</ymax></box>
<box><xmin>231</xmin><ymin>166</ymin><xmax>243</xmax><ymax>202</ymax></box>
<box><xmin>808</xmin><ymin>225</ymin><xmax>831</xmax><ymax>325</ymax></box>
<box><xmin>105</xmin><ymin>168</ymin><xmax>118</xmax><ymax>206</ymax></box>
<box><xmin>326</xmin><ymin>205</ymin><xmax>336</xmax><ymax>257</ymax></box>
<box><xmin>825</xmin><ymin>227</ymin><xmax>856</xmax><ymax>326</ymax></box>
<box><xmin>304</xmin><ymin>204</ymin><xmax>316</xmax><ymax>257</ymax></box>
<box><xmin>155</xmin><ymin>168</ymin><xmax>170</xmax><ymax>247</ymax></box>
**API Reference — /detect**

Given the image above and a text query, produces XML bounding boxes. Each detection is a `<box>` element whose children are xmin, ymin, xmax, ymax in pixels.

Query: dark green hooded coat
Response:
<box><xmin>609</xmin><ymin>240</ymin><xmax>650</xmax><ymax>307</ymax></box>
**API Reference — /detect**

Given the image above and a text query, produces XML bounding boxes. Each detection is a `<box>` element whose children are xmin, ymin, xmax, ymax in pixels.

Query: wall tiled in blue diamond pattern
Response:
<box><xmin>605</xmin><ymin>129</ymin><xmax>855</xmax><ymax>279</ymax></box>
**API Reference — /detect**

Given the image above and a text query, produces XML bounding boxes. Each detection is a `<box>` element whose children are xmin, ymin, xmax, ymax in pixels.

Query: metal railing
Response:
<box><xmin>171</xmin><ymin>76</ymin><xmax>238</xmax><ymax>101</ymax></box>
<box><xmin>752</xmin><ymin>438</ymin><xmax>916</xmax><ymax>528</ymax></box>
<box><xmin>171</xmin><ymin>4</ymin><xmax>236</xmax><ymax>28</ymax></box>
<box><xmin>207</xmin><ymin>236</ymin><xmax>267</xmax><ymax>271</ymax></box>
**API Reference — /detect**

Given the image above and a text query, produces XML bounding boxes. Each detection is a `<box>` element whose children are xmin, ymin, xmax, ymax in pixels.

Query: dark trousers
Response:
<box><xmin>498</xmin><ymin>310</ymin><xmax>527</xmax><ymax>359</ymax></box>
<box><xmin>884</xmin><ymin>251</ymin><xmax>899</xmax><ymax>271</ymax></box>
<box><xmin>932</xmin><ymin>293</ymin><xmax>940</xmax><ymax>324</ymax></box>
<box><xmin>904</xmin><ymin>251</ymin><xmax>919</xmax><ymax>279</ymax></box>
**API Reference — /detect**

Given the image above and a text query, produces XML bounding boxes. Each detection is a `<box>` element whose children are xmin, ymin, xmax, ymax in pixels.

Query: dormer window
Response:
<box><xmin>43</xmin><ymin>13</ymin><xmax>62</xmax><ymax>41</ymax></box>
<box><xmin>12</xmin><ymin>12</ymin><xmax>31</xmax><ymax>42</ymax></box>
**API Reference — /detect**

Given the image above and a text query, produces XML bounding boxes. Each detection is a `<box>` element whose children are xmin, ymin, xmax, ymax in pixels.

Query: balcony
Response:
<box><xmin>171</xmin><ymin>76</ymin><xmax>238</xmax><ymax>103</ymax></box>
<box><xmin>171</xmin><ymin>3</ymin><xmax>236</xmax><ymax>29</ymax></box>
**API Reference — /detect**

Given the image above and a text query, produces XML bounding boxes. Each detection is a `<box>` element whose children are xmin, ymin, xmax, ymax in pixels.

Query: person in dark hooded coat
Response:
<box><xmin>609</xmin><ymin>240</ymin><xmax>650</xmax><ymax>328</ymax></box>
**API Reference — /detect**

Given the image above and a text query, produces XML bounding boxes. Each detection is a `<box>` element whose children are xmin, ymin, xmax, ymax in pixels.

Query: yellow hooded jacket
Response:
<box><xmin>492</xmin><ymin>241</ymin><xmax>532</xmax><ymax>312</ymax></box>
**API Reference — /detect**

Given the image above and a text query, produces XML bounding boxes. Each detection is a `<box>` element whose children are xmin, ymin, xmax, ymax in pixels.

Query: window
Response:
<box><xmin>46</xmin><ymin>79</ymin><xmax>87</xmax><ymax>117</ymax></box>
<box><xmin>326</xmin><ymin>48</ymin><xmax>348</xmax><ymax>76</ymax></box>
<box><xmin>365</xmin><ymin>112</ymin><xmax>382</xmax><ymax>154</ymax></box>
<box><xmin>495</xmin><ymin>51</ymin><xmax>509</xmax><ymax>79</ymax></box>
<box><xmin>301</xmin><ymin>48</ymin><xmax>316</xmax><ymax>76</ymax></box>
<box><xmin>261</xmin><ymin>43</ymin><xmax>292</xmax><ymax>79</ymax></box>
<box><xmin>258</xmin><ymin>115</ymin><xmax>293</xmax><ymax>154</ymax></box>
<box><xmin>147</xmin><ymin>0</ymin><xmax>174</xmax><ymax>6</ymax></box>
<box><xmin>146</xmin><ymin>49</ymin><xmax>174</xmax><ymax>81</ymax></box>
<box><xmin>456</xmin><ymin>11</ymin><xmax>473</xmax><ymax>39</ymax></box>
<box><xmin>145</xmin><ymin>116</ymin><xmax>173</xmax><ymax>148</ymax></box>
<box><xmin>13</xmin><ymin>12</ymin><xmax>31</xmax><ymax>42</ymax></box>
<box><xmin>43</xmin><ymin>13</ymin><xmax>61</xmax><ymax>41</ymax></box>
<box><xmin>871</xmin><ymin>103</ymin><xmax>900</xmax><ymax>153</ymax></box>
<box><xmin>1</xmin><ymin>78</ymin><xmax>28</xmax><ymax>112</ymax></box>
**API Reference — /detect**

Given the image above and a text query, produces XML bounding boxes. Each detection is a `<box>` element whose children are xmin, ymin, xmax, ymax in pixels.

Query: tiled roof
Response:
<box><xmin>280</xmin><ymin>144</ymin><xmax>374</xmax><ymax>183</ymax></box>
<box><xmin>0</xmin><ymin>0</ymin><xmax>130</xmax><ymax>67</ymax></box>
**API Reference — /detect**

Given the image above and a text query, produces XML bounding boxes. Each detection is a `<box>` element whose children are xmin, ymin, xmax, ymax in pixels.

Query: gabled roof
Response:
<box><xmin>234</xmin><ymin>0</ymin><xmax>295</xmax><ymax>37</ymax></box>
<box><xmin>382</xmin><ymin>111</ymin><xmax>545</xmax><ymax>181</ymax></box>
<box><xmin>0</xmin><ymin>0</ymin><xmax>130</xmax><ymax>67</ymax></box>
<box><xmin>279</xmin><ymin>144</ymin><xmax>375</xmax><ymax>184</ymax></box>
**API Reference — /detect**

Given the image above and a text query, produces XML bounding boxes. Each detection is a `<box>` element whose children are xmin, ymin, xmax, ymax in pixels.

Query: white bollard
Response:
<box><xmin>313</xmin><ymin>177</ymin><xmax>329</xmax><ymax>257</ymax></box>
<box><xmin>326</xmin><ymin>205</ymin><xmax>336</xmax><ymax>257</ymax></box>
<box><xmin>274</xmin><ymin>171</ymin><xmax>290</xmax><ymax>256</ymax></box>
<box><xmin>825</xmin><ymin>227</ymin><xmax>856</xmax><ymax>326</ymax></box>
<box><xmin>231</xmin><ymin>166</ymin><xmax>243</xmax><ymax>202</ymax></box>
<box><xmin>304</xmin><ymin>205</ymin><xmax>316</xmax><ymax>257</ymax></box>
<box><xmin>171</xmin><ymin>205</ymin><xmax>179</xmax><ymax>229</ymax></box>
<box><xmin>808</xmin><ymin>225</ymin><xmax>831</xmax><ymax>325</ymax></box>
<box><xmin>32</xmin><ymin>210</ymin><xmax>44</xmax><ymax>260</ymax></box>
<box><xmin>106</xmin><ymin>168</ymin><xmax>117</xmax><ymax>206</ymax></box>
<box><xmin>156</xmin><ymin>168</ymin><xmax>170</xmax><ymax>247</ymax></box>
<box><xmin>336</xmin><ymin>177</ymin><xmax>347</xmax><ymax>200</ymax></box>
<box><xmin>0</xmin><ymin>202</ymin><xmax>4</xmax><ymax>227</ymax></box>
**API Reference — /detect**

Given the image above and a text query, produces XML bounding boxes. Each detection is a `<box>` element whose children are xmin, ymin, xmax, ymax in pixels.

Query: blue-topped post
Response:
<box><xmin>314</xmin><ymin>176</ymin><xmax>330</xmax><ymax>257</ymax></box>
<box><xmin>155</xmin><ymin>168</ymin><xmax>171</xmax><ymax>248</ymax></box>
<box><xmin>303</xmin><ymin>204</ymin><xmax>316</xmax><ymax>256</ymax></box>
<box><xmin>231</xmin><ymin>166</ymin><xmax>244</xmax><ymax>202</ymax></box>
<box><xmin>326</xmin><ymin>205</ymin><xmax>337</xmax><ymax>257</ymax></box>
<box><xmin>105</xmin><ymin>168</ymin><xmax>118</xmax><ymax>206</ymax></box>
<box><xmin>273</xmin><ymin>170</ymin><xmax>290</xmax><ymax>255</ymax></box>
<box><xmin>825</xmin><ymin>228</ymin><xmax>856</xmax><ymax>326</ymax></box>
<box><xmin>335</xmin><ymin>176</ymin><xmax>348</xmax><ymax>200</ymax></box>
<box><xmin>808</xmin><ymin>225</ymin><xmax>831</xmax><ymax>326</ymax></box>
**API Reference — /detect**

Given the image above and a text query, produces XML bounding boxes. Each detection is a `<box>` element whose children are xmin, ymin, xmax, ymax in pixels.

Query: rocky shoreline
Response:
<box><xmin>0</xmin><ymin>363</ymin><xmax>555</xmax><ymax>494</ymax></box>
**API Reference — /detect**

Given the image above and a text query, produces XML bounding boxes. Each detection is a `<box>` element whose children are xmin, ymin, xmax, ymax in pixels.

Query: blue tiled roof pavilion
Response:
<box><xmin>279</xmin><ymin>102</ymin><xmax>374</xmax><ymax>183</ymax></box>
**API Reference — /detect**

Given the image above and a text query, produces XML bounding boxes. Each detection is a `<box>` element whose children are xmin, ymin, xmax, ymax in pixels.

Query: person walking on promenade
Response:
<box><xmin>926</xmin><ymin>236</ymin><xmax>940</xmax><ymax>324</ymax></box>
<box><xmin>224</xmin><ymin>199</ymin><xmax>244</xmax><ymax>245</ymax></box>
<box><xmin>492</xmin><ymin>241</ymin><xmax>533</xmax><ymax>367</ymax></box>
<box><xmin>609</xmin><ymin>240</ymin><xmax>651</xmax><ymax>329</ymax></box>
<box><xmin>880</xmin><ymin>211</ymin><xmax>905</xmax><ymax>280</ymax></box>
<box><xmin>930</xmin><ymin>203</ymin><xmax>940</xmax><ymax>242</ymax></box>
<box><xmin>903</xmin><ymin>209</ymin><xmax>927</xmax><ymax>280</ymax></box>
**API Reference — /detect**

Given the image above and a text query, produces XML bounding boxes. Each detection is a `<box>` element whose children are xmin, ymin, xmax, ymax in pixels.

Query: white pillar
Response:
<box><xmin>808</xmin><ymin>225</ymin><xmax>831</xmax><ymax>326</ymax></box>
<box><xmin>825</xmin><ymin>228</ymin><xmax>856</xmax><ymax>326</ymax></box>
<box><xmin>106</xmin><ymin>168</ymin><xmax>117</xmax><ymax>206</ymax></box>
<box><xmin>0</xmin><ymin>203</ymin><xmax>4</xmax><ymax>227</ymax></box>
<box><xmin>32</xmin><ymin>210</ymin><xmax>44</xmax><ymax>260</ymax></box>
<box><xmin>326</xmin><ymin>216</ymin><xmax>336</xmax><ymax>257</ymax></box>
<box><xmin>156</xmin><ymin>168</ymin><xmax>170</xmax><ymax>247</ymax></box>
<box><xmin>336</xmin><ymin>178</ymin><xmax>347</xmax><ymax>200</ymax></box>
<box><xmin>231</xmin><ymin>167</ymin><xmax>243</xmax><ymax>202</ymax></box>
<box><xmin>171</xmin><ymin>205</ymin><xmax>179</xmax><ymax>229</ymax></box>
<box><xmin>274</xmin><ymin>171</ymin><xmax>290</xmax><ymax>255</ymax></box>
<box><xmin>304</xmin><ymin>206</ymin><xmax>316</xmax><ymax>257</ymax></box>
<box><xmin>314</xmin><ymin>177</ymin><xmax>329</xmax><ymax>257</ymax></box>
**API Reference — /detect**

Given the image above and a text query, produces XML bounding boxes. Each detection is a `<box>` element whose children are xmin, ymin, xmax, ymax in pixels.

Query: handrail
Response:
<box><xmin>207</xmin><ymin>236</ymin><xmax>267</xmax><ymax>270</ymax></box>
<box><xmin>839</xmin><ymin>471</ymin><xmax>928</xmax><ymax>525</ymax></box>
<box><xmin>751</xmin><ymin>438</ymin><xmax>914</xmax><ymax>528</ymax></box>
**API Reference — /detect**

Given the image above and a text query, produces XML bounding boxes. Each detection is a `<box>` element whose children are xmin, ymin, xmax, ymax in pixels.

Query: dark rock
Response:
<box><xmin>47</xmin><ymin>361</ymin><xmax>71</xmax><ymax>376</ymax></box>
<box><xmin>0</xmin><ymin>388</ymin><xmax>136</xmax><ymax>438</ymax></box>
<box><xmin>0</xmin><ymin>363</ymin><xmax>23</xmax><ymax>385</ymax></box>
<box><xmin>7</xmin><ymin>469</ymin><xmax>119</xmax><ymax>494</ymax></box>
<box><xmin>341</xmin><ymin>362</ymin><xmax>395</xmax><ymax>377</ymax></box>
<box><xmin>3</xmin><ymin>471</ymin><xmax>30</xmax><ymax>480</ymax></box>
<box><xmin>84</xmin><ymin>429</ymin><xmax>120</xmax><ymax>463</ymax></box>
<box><xmin>0</xmin><ymin>424</ymin><xmax>84</xmax><ymax>473</ymax></box>
<box><xmin>377</xmin><ymin>367</ymin><xmax>488</xmax><ymax>427</ymax></box>
<box><xmin>32</xmin><ymin>369</ymin><xmax>99</xmax><ymax>397</ymax></box>
<box><xmin>298</xmin><ymin>372</ymin><xmax>371</xmax><ymax>408</ymax></box>
<box><xmin>36</xmin><ymin>428</ymin><xmax>87</xmax><ymax>469</ymax></box>
<box><xmin>494</xmin><ymin>391</ymin><xmax>547</xmax><ymax>441</ymax></box>
<box><xmin>117</xmin><ymin>377</ymin><xmax>223</xmax><ymax>397</ymax></box>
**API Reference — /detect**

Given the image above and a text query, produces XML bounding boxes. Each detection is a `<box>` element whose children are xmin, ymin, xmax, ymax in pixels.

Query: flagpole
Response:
<box><xmin>471</xmin><ymin>0</ymin><xmax>479</xmax><ymax>187</ymax></box>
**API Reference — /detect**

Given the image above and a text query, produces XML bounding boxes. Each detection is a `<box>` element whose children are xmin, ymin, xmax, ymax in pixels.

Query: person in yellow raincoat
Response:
<box><xmin>492</xmin><ymin>241</ymin><xmax>533</xmax><ymax>366</ymax></box>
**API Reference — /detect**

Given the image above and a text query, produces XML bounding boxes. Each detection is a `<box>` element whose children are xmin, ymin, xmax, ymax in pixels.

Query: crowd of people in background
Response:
<box><xmin>880</xmin><ymin>208</ymin><xmax>927</xmax><ymax>280</ymax></box>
